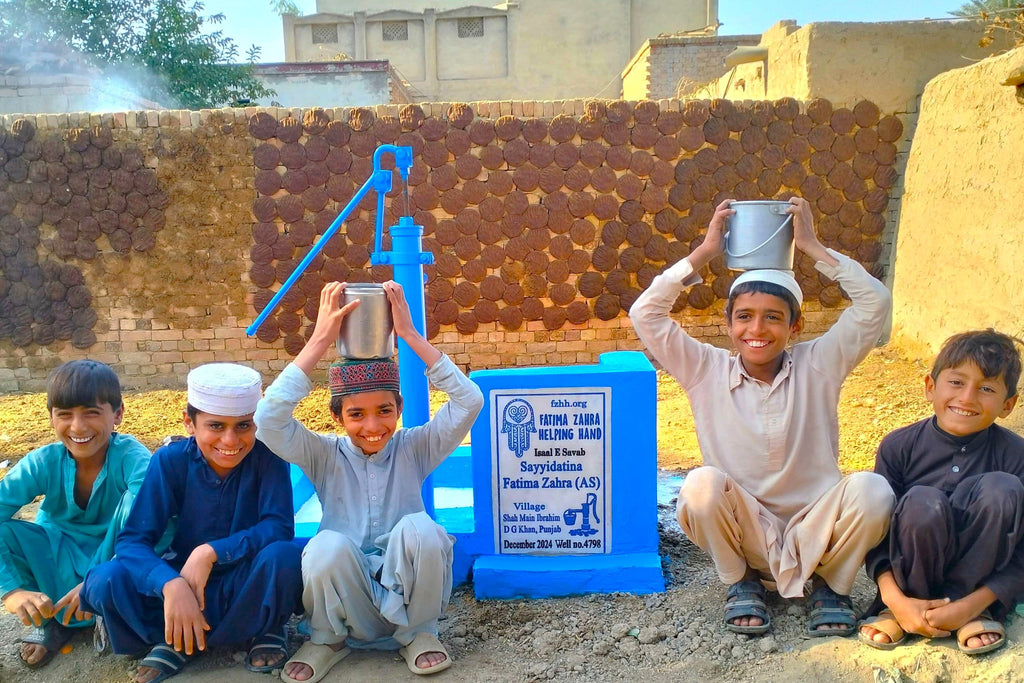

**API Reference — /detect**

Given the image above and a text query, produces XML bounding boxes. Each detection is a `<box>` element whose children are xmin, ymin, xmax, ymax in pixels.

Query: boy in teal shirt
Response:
<box><xmin>0</xmin><ymin>360</ymin><xmax>150</xmax><ymax>668</ymax></box>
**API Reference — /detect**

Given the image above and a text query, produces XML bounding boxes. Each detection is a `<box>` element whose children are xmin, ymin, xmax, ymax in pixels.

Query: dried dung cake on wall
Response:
<box><xmin>247</xmin><ymin>98</ymin><xmax>899</xmax><ymax>354</ymax></box>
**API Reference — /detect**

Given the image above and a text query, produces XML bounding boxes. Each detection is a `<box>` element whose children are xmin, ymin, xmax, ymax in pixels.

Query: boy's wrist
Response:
<box><xmin>162</xmin><ymin>576</ymin><xmax>189</xmax><ymax>598</ymax></box>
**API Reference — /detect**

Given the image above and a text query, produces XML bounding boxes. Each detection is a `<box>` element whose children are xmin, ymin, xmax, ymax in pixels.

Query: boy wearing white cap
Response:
<box><xmin>255</xmin><ymin>281</ymin><xmax>483</xmax><ymax>682</ymax></box>
<box><xmin>81</xmin><ymin>363</ymin><xmax>302</xmax><ymax>683</ymax></box>
<box><xmin>630</xmin><ymin>197</ymin><xmax>894</xmax><ymax>638</ymax></box>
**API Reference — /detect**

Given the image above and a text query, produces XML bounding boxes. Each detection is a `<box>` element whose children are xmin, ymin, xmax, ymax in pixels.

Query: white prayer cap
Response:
<box><xmin>729</xmin><ymin>269</ymin><xmax>803</xmax><ymax>308</ymax></box>
<box><xmin>186</xmin><ymin>363</ymin><xmax>262</xmax><ymax>417</ymax></box>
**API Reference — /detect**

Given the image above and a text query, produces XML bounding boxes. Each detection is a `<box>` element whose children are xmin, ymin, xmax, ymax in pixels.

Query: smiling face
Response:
<box><xmin>926</xmin><ymin>361</ymin><xmax>1017</xmax><ymax>437</ymax></box>
<box><xmin>184</xmin><ymin>410</ymin><xmax>257</xmax><ymax>478</ymax></box>
<box><xmin>50</xmin><ymin>402</ymin><xmax>123</xmax><ymax>464</ymax></box>
<box><xmin>333</xmin><ymin>390</ymin><xmax>400</xmax><ymax>455</ymax></box>
<box><xmin>727</xmin><ymin>291</ymin><xmax>803</xmax><ymax>382</ymax></box>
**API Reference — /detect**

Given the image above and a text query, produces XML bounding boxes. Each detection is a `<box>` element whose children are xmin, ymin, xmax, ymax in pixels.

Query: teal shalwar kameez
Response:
<box><xmin>0</xmin><ymin>433</ymin><xmax>151</xmax><ymax>627</ymax></box>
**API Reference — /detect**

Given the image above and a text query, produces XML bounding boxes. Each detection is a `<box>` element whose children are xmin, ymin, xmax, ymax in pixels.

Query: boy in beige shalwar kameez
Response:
<box><xmin>630</xmin><ymin>197</ymin><xmax>895</xmax><ymax>636</ymax></box>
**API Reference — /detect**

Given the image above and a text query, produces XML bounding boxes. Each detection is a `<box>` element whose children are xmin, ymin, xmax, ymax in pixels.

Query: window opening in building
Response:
<box><xmin>312</xmin><ymin>24</ymin><xmax>338</xmax><ymax>44</ymax></box>
<box><xmin>458</xmin><ymin>17</ymin><xmax>484</xmax><ymax>38</ymax></box>
<box><xmin>382</xmin><ymin>21</ymin><xmax>409</xmax><ymax>41</ymax></box>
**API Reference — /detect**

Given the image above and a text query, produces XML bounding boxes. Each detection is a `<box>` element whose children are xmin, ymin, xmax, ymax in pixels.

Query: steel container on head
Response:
<box><xmin>724</xmin><ymin>200</ymin><xmax>795</xmax><ymax>271</ymax></box>
<box><xmin>336</xmin><ymin>283</ymin><xmax>395</xmax><ymax>359</ymax></box>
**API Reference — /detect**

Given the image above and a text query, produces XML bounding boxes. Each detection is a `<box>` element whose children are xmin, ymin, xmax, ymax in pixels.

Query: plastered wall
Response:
<box><xmin>708</xmin><ymin>20</ymin><xmax>1004</xmax><ymax>114</ymax></box>
<box><xmin>0</xmin><ymin>96</ymin><xmax>897</xmax><ymax>392</ymax></box>
<box><xmin>890</xmin><ymin>47</ymin><xmax>1024</xmax><ymax>357</ymax></box>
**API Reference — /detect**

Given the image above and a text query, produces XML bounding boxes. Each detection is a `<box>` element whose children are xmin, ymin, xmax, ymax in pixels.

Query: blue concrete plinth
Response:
<box><xmin>473</xmin><ymin>553</ymin><xmax>665</xmax><ymax>599</ymax></box>
<box><xmin>469</xmin><ymin>351</ymin><xmax>664</xmax><ymax>599</ymax></box>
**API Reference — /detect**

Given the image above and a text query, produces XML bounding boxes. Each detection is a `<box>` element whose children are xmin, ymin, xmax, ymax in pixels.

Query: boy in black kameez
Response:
<box><xmin>860</xmin><ymin>330</ymin><xmax>1024</xmax><ymax>654</ymax></box>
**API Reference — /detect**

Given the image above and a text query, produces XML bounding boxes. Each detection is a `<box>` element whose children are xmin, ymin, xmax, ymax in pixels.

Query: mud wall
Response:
<box><xmin>891</xmin><ymin>48</ymin><xmax>1024</xmax><ymax>357</ymax></box>
<box><xmin>0</xmin><ymin>97</ymin><xmax>899</xmax><ymax>392</ymax></box>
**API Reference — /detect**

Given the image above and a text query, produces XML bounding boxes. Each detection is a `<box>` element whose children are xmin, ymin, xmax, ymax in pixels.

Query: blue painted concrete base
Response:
<box><xmin>472</xmin><ymin>553</ymin><xmax>665</xmax><ymax>599</ymax></box>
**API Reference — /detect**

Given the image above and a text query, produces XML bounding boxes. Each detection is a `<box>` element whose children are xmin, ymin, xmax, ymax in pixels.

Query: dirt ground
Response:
<box><xmin>0</xmin><ymin>344</ymin><xmax>1023</xmax><ymax>683</ymax></box>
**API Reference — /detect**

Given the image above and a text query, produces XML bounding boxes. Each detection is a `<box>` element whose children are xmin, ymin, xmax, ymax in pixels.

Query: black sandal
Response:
<box><xmin>245</xmin><ymin>630</ymin><xmax>289</xmax><ymax>672</ymax></box>
<box><xmin>724</xmin><ymin>579</ymin><xmax>771</xmax><ymax>635</ymax></box>
<box><xmin>806</xmin><ymin>584</ymin><xmax>858</xmax><ymax>637</ymax></box>
<box><xmin>20</xmin><ymin>621</ymin><xmax>74</xmax><ymax>669</ymax></box>
<box><xmin>137</xmin><ymin>643</ymin><xmax>196</xmax><ymax>682</ymax></box>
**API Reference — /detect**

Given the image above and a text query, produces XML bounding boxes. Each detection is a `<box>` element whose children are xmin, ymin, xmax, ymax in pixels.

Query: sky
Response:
<box><xmin>202</xmin><ymin>0</ymin><xmax>962</xmax><ymax>64</ymax></box>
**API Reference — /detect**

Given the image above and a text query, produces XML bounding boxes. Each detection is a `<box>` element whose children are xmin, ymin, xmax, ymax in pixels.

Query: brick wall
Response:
<box><xmin>622</xmin><ymin>35</ymin><xmax>762</xmax><ymax>101</ymax></box>
<box><xmin>0</xmin><ymin>96</ymin><xmax>898</xmax><ymax>392</ymax></box>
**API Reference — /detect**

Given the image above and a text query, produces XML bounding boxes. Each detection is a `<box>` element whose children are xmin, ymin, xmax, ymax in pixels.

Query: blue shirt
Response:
<box><xmin>113</xmin><ymin>436</ymin><xmax>294</xmax><ymax>597</ymax></box>
<box><xmin>0</xmin><ymin>433</ymin><xmax>151</xmax><ymax>593</ymax></box>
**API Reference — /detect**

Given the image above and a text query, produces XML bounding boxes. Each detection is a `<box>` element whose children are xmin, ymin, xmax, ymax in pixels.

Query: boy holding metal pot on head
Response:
<box><xmin>255</xmin><ymin>280</ymin><xmax>483</xmax><ymax>683</ymax></box>
<box><xmin>630</xmin><ymin>196</ymin><xmax>894</xmax><ymax>638</ymax></box>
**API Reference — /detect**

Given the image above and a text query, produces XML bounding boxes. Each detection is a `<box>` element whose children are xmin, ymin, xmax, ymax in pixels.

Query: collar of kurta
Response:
<box><xmin>729</xmin><ymin>350</ymin><xmax>794</xmax><ymax>391</ymax></box>
<box><xmin>928</xmin><ymin>415</ymin><xmax>992</xmax><ymax>453</ymax></box>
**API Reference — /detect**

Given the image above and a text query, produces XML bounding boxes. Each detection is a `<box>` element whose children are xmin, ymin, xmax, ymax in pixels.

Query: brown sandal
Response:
<box><xmin>858</xmin><ymin>609</ymin><xmax>906</xmax><ymax>650</ymax></box>
<box><xmin>957</xmin><ymin>616</ymin><xmax>1005</xmax><ymax>655</ymax></box>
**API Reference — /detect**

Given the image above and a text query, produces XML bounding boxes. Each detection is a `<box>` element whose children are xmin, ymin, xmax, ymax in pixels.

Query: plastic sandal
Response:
<box><xmin>806</xmin><ymin>584</ymin><xmax>858</xmax><ymax>637</ymax></box>
<box><xmin>957</xmin><ymin>616</ymin><xmax>1006</xmax><ymax>655</ymax></box>
<box><xmin>723</xmin><ymin>579</ymin><xmax>771</xmax><ymax>635</ymax></box>
<box><xmin>399</xmin><ymin>632</ymin><xmax>452</xmax><ymax>675</ymax></box>
<box><xmin>858</xmin><ymin>609</ymin><xmax>907</xmax><ymax>650</ymax></box>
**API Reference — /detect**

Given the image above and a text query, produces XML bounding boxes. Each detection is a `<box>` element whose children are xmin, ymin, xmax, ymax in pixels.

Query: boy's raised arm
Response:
<box><xmin>293</xmin><ymin>281</ymin><xmax>359</xmax><ymax>379</ymax></box>
<box><xmin>383</xmin><ymin>280</ymin><xmax>442</xmax><ymax>368</ymax></box>
<box><xmin>629</xmin><ymin>199</ymin><xmax>733</xmax><ymax>391</ymax></box>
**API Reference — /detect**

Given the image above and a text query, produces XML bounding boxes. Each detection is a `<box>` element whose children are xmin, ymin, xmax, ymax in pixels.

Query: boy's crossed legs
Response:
<box><xmin>82</xmin><ymin>540</ymin><xmax>301</xmax><ymax>682</ymax></box>
<box><xmin>861</xmin><ymin>472</ymin><xmax>1023</xmax><ymax>651</ymax></box>
<box><xmin>0</xmin><ymin>520</ymin><xmax>93</xmax><ymax>667</ymax></box>
<box><xmin>286</xmin><ymin>512</ymin><xmax>453</xmax><ymax>681</ymax></box>
<box><xmin>678</xmin><ymin>467</ymin><xmax>894</xmax><ymax>635</ymax></box>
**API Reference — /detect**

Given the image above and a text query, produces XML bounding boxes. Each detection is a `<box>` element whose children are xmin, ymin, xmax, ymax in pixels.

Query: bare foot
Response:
<box><xmin>135</xmin><ymin>665</ymin><xmax>163</xmax><ymax>683</ymax></box>
<box><xmin>963</xmin><ymin>630</ymin><xmax>1002</xmax><ymax>649</ymax></box>
<box><xmin>249</xmin><ymin>649</ymin><xmax>286</xmax><ymax>669</ymax></box>
<box><xmin>415</xmin><ymin>650</ymin><xmax>448</xmax><ymax>670</ymax></box>
<box><xmin>859</xmin><ymin>623</ymin><xmax>898</xmax><ymax>645</ymax></box>
<box><xmin>810</xmin><ymin>576</ymin><xmax>855</xmax><ymax>633</ymax></box>
<box><xmin>729</xmin><ymin>614</ymin><xmax>764</xmax><ymax>629</ymax></box>
<box><xmin>20</xmin><ymin>642</ymin><xmax>49</xmax><ymax>666</ymax></box>
<box><xmin>283</xmin><ymin>641</ymin><xmax>346</xmax><ymax>682</ymax></box>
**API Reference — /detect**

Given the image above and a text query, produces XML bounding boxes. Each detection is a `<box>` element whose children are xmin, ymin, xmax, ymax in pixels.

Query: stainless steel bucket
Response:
<box><xmin>724</xmin><ymin>200</ymin><xmax>795</xmax><ymax>271</ymax></box>
<box><xmin>336</xmin><ymin>283</ymin><xmax>395</xmax><ymax>359</ymax></box>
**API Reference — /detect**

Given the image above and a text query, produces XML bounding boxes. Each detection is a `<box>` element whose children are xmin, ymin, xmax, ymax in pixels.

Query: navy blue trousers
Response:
<box><xmin>888</xmin><ymin>472</ymin><xmax>1024</xmax><ymax>620</ymax></box>
<box><xmin>81</xmin><ymin>540</ymin><xmax>303</xmax><ymax>655</ymax></box>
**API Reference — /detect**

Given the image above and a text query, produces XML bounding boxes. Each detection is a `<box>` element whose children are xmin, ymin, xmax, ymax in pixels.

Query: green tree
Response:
<box><xmin>0</xmin><ymin>0</ymin><xmax>274</xmax><ymax>109</ymax></box>
<box><xmin>951</xmin><ymin>0</ymin><xmax>1022</xmax><ymax>17</ymax></box>
<box><xmin>270</xmin><ymin>0</ymin><xmax>301</xmax><ymax>14</ymax></box>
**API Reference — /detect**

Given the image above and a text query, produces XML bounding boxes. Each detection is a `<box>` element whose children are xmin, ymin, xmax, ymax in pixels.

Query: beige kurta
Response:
<box><xmin>630</xmin><ymin>249</ymin><xmax>894</xmax><ymax>597</ymax></box>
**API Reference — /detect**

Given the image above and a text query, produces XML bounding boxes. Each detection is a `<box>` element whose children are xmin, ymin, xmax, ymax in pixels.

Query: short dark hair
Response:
<box><xmin>931</xmin><ymin>329</ymin><xmax>1023</xmax><ymax>398</ymax></box>
<box><xmin>186</xmin><ymin>403</ymin><xmax>199</xmax><ymax>422</ymax></box>
<box><xmin>725</xmin><ymin>281</ymin><xmax>802</xmax><ymax>324</ymax></box>
<box><xmin>329</xmin><ymin>391</ymin><xmax>403</xmax><ymax>419</ymax></box>
<box><xmin>46</xmin><ymin>360</ymin><xmax>123</xmax><ymax>412</ymax></box>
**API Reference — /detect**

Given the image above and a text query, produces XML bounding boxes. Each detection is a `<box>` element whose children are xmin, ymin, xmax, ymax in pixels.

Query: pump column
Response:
<box><xmin>372</xmin><ymin>216</ymin><xmax>436</xmax><ymax>513</ymax></box>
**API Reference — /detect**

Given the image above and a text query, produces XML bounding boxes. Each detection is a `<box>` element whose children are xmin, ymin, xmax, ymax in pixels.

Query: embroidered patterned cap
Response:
<box><xmin>729</xmin><ymin>268</ymin><xmax>803</xmax><ymax>308</ymax></box>
<box><xmin>187</xmin><ymin>363</ymin><xmax>262</xmax><ymax>416</ymax></box>
<box><xmin>329</xmin><ymin>358</ymin><xmax>401</xmax><ymax>398</ymax></box>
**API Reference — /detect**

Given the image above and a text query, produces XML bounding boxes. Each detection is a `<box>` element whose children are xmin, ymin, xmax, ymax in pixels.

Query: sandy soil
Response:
<box><xmin>1</xmin><ymin>344</ymin><xmax>1022</xmax><ymax>683</ymax></box>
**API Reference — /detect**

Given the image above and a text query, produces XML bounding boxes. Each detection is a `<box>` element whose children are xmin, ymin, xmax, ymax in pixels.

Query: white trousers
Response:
<box><xmin>677</xmin><ymin>467</ymin><xmax>894</xmax><ymax>598</ymax></box>
<box><xmin>301</xmin><ymin>512</ymin><xmax>454</xmax><ymax>647</ymax></box>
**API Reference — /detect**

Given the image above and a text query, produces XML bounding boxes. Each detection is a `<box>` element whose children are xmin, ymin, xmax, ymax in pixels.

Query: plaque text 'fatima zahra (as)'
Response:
<box><xmin>491</xmin><ymin>388</ymin><xmax>611</xmax><ymax>555</ymax></box>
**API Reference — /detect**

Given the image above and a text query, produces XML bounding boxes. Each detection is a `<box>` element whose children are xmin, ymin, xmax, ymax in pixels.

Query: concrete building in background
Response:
<box><xmin>281</xmin><ymin>0</ymin><xmax>719</xmax><ymax>102</ymax></box>
<box><xmin>250</xmin><ymin>60</ymin><xmax>391</xmax><ymax>107</ymax></box>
